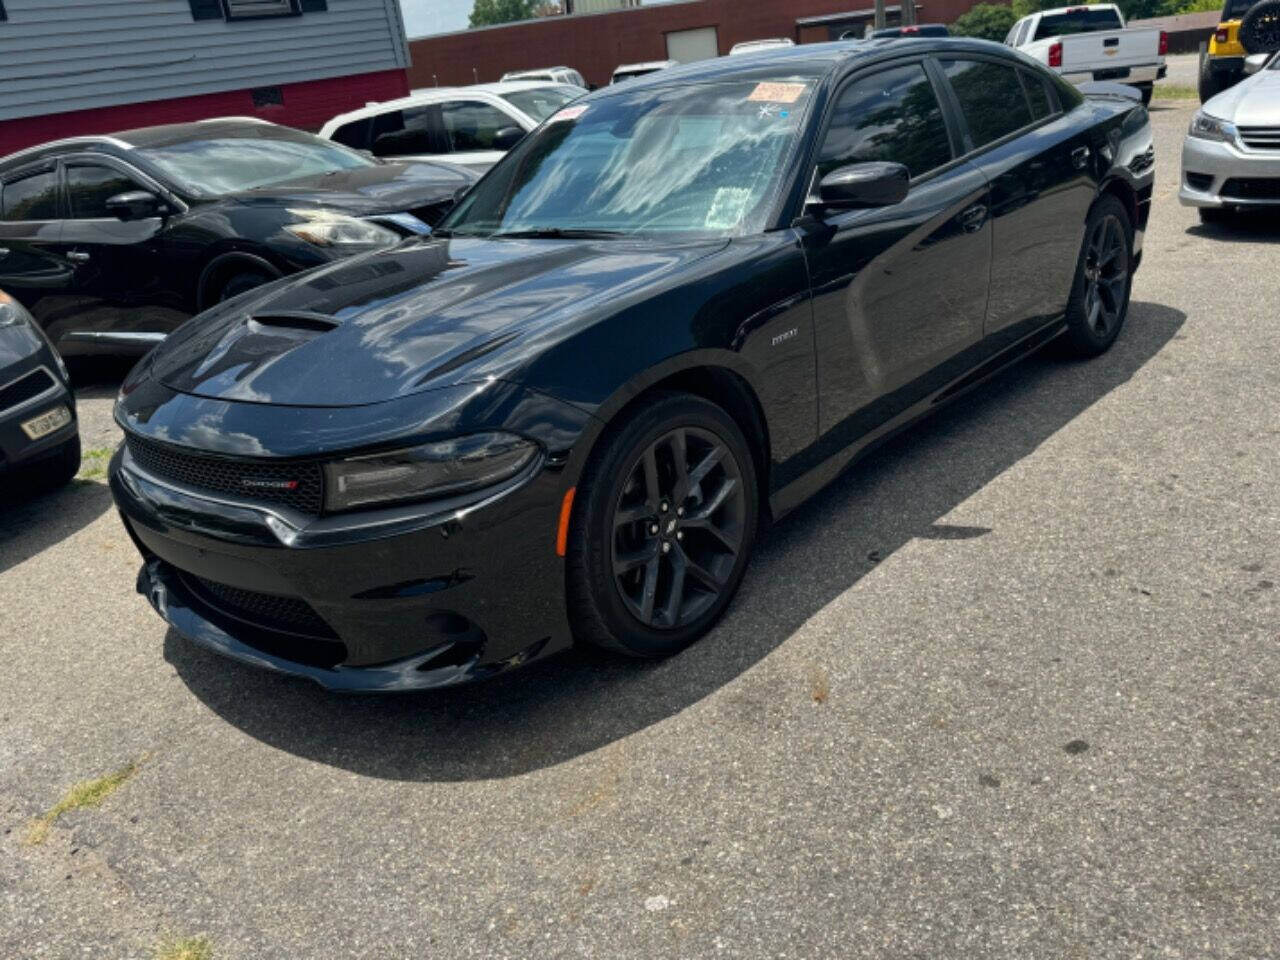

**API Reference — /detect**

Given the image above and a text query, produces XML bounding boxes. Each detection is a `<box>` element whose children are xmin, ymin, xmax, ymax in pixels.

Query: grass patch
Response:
<box><xmin>154</xmin><ymin>935</ymin><xmax>214</xmax><ymax>960</ymax></box>
<box><xmin>76</xmin><ymin>445</ymin><xmax>114</xmax><ymax>482</ymax></box>
<box><xmin>24</xmin><ymin>760</ymin><xmax>140</xmax><ymax>845</ymax></box>
<box><xmin>1155</xmin><ymin>83</ymin><xmax>1199</xmax><ymax>101</ymax></box>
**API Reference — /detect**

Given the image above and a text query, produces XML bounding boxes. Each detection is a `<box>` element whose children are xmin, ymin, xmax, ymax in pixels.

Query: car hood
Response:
<box><xmin>226</xmin><ymin>161</ymin><xmax>475</xmax><ymax>217</ymax></box>
<box><xmin>151</xmin><ymin>235</ymin><xmax>728</xmax><ymax>407</ymax></box>
<box><xmin>1205</xmin><ymin>69</ymin><xmax>1280</xmax><ymax>125</ymax></box>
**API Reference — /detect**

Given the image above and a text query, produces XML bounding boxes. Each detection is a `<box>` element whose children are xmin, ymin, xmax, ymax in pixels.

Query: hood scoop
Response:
<box><xmin>249</xmin><ymin>311</ymin><xmax>340</xmax><ymax>334</ymax></box>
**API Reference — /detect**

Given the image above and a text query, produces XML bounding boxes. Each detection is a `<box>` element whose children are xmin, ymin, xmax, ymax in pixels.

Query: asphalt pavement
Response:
<box><xmin>2</xmin><ymin>97</ymin><xmax>1277</xmax><ymax>960</ymax></box>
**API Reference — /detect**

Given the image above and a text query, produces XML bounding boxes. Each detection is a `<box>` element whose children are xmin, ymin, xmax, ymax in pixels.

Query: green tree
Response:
<box><xmin>951</xmin><ymin>3</ymin><xmax>1019</xmax><ymax>39</ymax></box>
<box><xmin>469</xmin><ymin>0</ymin><xmax>540</xmax><ymax>28</ymax></box>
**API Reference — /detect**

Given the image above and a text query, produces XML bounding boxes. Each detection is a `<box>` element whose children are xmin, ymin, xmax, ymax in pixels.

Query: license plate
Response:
<box><xmin>20</xmin><ymin>405</ymin><xmax>72</xmax><ymax>441</ymax></box>
<box><xmin>1093</xmin><ymin>68</ymin><xmax>1130</xmax><ymax>81</ymax></box>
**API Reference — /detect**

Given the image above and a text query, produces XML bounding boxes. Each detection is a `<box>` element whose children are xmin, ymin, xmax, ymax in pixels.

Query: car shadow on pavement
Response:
<box><xmin>1187</xmin><ymin>216</ymin><xmax>1280</xmax><ymax>243</ymax></box>
<box><xmin>0</xmin><ymin>479</ymin><xmax>114</xmax><ymax>576</ymax></box>
<box><xmin>166</xmin><ymin>301</ymin><xmax>1186</xmax><ymax>782</ymax></box>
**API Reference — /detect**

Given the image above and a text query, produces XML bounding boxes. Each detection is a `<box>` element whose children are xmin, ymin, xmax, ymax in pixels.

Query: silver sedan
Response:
<box><xmin>1180</xmin><ymin>51</ymin><xmax>1280</xmax><ymax>223</ymax></box>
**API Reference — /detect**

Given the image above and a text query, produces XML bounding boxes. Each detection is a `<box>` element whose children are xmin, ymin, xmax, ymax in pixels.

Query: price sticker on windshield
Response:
<box><xmin>549</xmin><ymin>105</ymin><xmax>589</xmax><ymax>123</ymax></box>
<box><xmin>747</xmin><ymin>82</ymin><xmax>807</xmax><ymax>104</ymax></box>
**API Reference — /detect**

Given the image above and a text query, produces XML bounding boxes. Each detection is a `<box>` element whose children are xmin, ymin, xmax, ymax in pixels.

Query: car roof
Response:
<box><xmin>323</xmin><ymin>82</ymin><xmax>580</xmax><ymax>130</ymax></box>
<box><xmin>613</xmin><ymin>60</ymin><xmax>677</xmax><ymax>73</ymax></box>
<box><xmin>0</xmin><ymin>118</ymin><xmax>286</xmax><ymax>170</ymax></box>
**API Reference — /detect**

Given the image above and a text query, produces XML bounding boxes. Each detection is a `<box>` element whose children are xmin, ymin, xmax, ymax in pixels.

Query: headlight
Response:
<box><xmin>1188</xmin><ymin>111</ymin><xmax>1237</xmax><ymax>142</ymax></box>
<box><xmin>284</xmin><ymin>209</ymin><xmax>400</xmax><ymax>251</ymax></box>
<box><xmin>323</xmin><ymin>432</ymin><xmax>539</xmax><ymax>512</ymax></box>
<box><xmin>0</xmin><ymin>290</ymin><xmax>69</xmax><ymax>380</ymax></box>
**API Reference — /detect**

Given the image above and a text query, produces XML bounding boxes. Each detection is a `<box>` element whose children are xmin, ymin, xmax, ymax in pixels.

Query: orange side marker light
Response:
<box><xmin>555</xmin><ymin>487</ymin><xmax>576</xmax><ymax>557</ymax></box>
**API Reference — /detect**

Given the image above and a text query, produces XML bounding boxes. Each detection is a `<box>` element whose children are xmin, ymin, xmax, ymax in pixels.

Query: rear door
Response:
<box><xmin>0</xmin><ymin>163</ymin><xmax>71</xmax><ymax>328</ymax></box>
<box><xmin>935</xmin><ymin>57</ymin><xmax>1097</xmax><ymax>338</ymax></box>
<box><xmin>801</xmin><ymin>58</ymin><xmax>994</xmax><ymax>443</ymax></box>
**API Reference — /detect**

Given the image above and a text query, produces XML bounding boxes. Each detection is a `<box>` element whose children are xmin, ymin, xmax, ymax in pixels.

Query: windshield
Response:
<box><xmin>440</xmin><ymin>78</ymin><xmax>815</xmax><ymax>239</ymax></box>
<box><xmin>500</xmin><ymin>86</ymin><xmax>581</xmax><ymax>122</ymax></box>
<box><xmin>136</xmin><ymin>132</ymin><xmax>374</xmax><ymax>196</ymax></box>
<box><xmin>1034</xmin><ymin>8</ymin><xmax>1123</xmax><ymax>39</ymax></box>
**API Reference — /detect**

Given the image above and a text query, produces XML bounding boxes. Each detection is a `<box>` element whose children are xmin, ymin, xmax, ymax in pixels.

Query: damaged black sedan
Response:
<box><xmin>110</xmin><ymin>39</ymin><xmax>1154</xmax><ymax>691</ymax></box>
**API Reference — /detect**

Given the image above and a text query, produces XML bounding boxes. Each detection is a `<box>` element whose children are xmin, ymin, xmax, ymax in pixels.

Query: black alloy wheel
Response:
<box><xmin>610</xmin><ymin>425</ymin><xmax>747</xmax><ymax>630</ymax></box>
<box><xmin>1081</xmin><ymin>213</ymin><xmax>1129</xmax><ymax>341</ymax></box>
<box><xmin>568</xmin><ymin>393</ymin><xmax>758</xmax><ymax>658</ymax></box>
<box><xmin>1061</xmin><ymin>196</ymin><xmax>1132</xmax><ymax>357</ymax></box>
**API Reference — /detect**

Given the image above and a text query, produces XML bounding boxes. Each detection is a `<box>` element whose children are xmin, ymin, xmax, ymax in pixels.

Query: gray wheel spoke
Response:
<box><xmin>614</xmin><ymin>501</ymin><xmax>651</xmax><ymax>528</ymax></box>
<box><xmin>682</xmin><ymin>445</ymin><xmax>725</xmax><ymax>499</ymax></box>
<box><xmin>638</xmin><ymin>556</ymin><xmax>659</xmax><ymax>625</ymax></box>
<box><xmin>641</xmin><ymin>446</ymin><xmax>661</xmax><ymax>511</ymax></box>
<box><xmin>614</xmin><ymin>542</ymin><xmax>657</xmax><ymax>576</ymax></box>
<box><xmin>663</xmin><ymin>552</ymin><xmax>688</xmax><ymax>626</ymax></box>
<box><xmin>681</xmin><ymin>548</ymin><xmax>725</xmax><ymax>590</ymax></box>
<box><xmin>670</xmin><ymin>429</ymin><xmax>689</xmax><ymax>501</ymax></box>
<box><xmin>684</xmin><ymin>476</ymin><xmax>738</xmax><ymax>524</ymax></box>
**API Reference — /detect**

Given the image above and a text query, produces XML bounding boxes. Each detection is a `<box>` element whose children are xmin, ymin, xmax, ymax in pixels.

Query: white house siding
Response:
<box><xmin>0</xmin><ymin>0</ymin><xmax>409</xmax><ymax>121</ymax></box>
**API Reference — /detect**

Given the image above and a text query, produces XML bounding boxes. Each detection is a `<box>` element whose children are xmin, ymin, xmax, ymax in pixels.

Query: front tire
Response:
<box><xmin>1198</xmin><ymin>59</ymin><xmax>1233</xmax><ymax>103</ymax></box>
<box><xmin>1060</xmin><ymin>196</ymin><xmax>1133</xmax><ymax>358</ymax></box>
<box><xmin>567</xmin><ymin>393</ymin><xmax>759</xmax><ymax>658</ymax></box>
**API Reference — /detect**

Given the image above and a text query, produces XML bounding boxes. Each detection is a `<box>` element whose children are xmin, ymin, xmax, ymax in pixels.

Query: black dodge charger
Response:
<box><xmin>110</xmin><ymin>39</ymin><xmax>1154</xmax><ymax>691</ymax></box>
<box><xmin>0</xmin><ymin>120</ymin><xmax>473</xmax><ymax>357</ymax></box>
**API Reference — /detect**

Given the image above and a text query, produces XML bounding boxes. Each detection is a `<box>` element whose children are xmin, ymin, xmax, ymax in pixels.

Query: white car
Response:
<box><xmin>500</xmin><ymin>66</ymin><xmax>587</xmax><ymax>89</ymax></box>
<box><xmin>1180</xmin><ymin>52</ymin><xmax>1280</xmax><ymax>223</ymax></box>
<box><xmin>1005</xmin><ymin>3</ymin><xmax>1167</xmax><ymax>105</ymax></box>
<box><xmin>318</xmin><ymin>82</ymin><xmax>583</xmax><ymax>174</ymax></box>
<box><xmin>611</xmin><ymin>60</ymin><xmax>678</xmax><ymax>84</ymax></box>
<box><xmin>728</xmin><ymin>38</ymin><xmax>796</xmax><ymax>56</ymax></box>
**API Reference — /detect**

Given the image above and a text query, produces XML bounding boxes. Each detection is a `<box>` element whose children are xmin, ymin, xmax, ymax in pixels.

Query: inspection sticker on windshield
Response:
<box><xmin>705</xmin><ymin>187</ymin><xmax>753</xmax><ymax>230</ymax></box>
<box><xmin>747</xmin><ymin>82</ymin><xmax>806</xmax><ymax>104</ymax></box>
<box><xmin>549</xmin><ymin>104</ymin><xmax>589</xmax><ymax>123</ymax></box>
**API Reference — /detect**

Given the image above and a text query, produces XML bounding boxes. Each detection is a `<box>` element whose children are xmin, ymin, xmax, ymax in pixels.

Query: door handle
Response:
<box><xmin>66</xmin><ymin>250</ymin><xmax>91</xmax><ymax>263</ymax></box>
<box><xmin>958</xmin><ymin>204</ymin><xmax>988</xmax><ymax>233</ymax></box>
<box><xmin>1071</xmin><ymin>146</ymin><xmax>1091</xmax><ymax>169</ymax></box>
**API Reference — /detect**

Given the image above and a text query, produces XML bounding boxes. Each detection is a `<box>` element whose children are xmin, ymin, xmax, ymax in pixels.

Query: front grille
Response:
<box><xmin>0</xmin><ymin>367</ymin><xmax>56</xmax><ymax>413</ymax></box>
<box><xmin>1221</xmin><ymin>177</ymin><xmax>1280</xmax><ymax>201</ymax></box>
<box><xmin>1239</xmin><ymin>126</ymin><xmax>1280</xmax><ymax>151</ymax></box>
<box><xmin>126</xmin><ymin>434</ymin><xmax>324</xmax><ymax>514</ymax></box>
<box><xmin>182</xmin><ymin>573</ymin><xmax>338</xmax><ymax>640</ymax></box>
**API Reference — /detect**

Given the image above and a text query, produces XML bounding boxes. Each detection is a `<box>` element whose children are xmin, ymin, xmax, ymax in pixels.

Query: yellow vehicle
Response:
<box><xmin>1200</xmin><ymin>0</ymin><xmax>1280</xmax><ymax>100</ymax></box>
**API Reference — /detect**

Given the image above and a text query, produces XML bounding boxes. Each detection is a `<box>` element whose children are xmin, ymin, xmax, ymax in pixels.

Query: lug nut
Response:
<box><xmin>661</xmin><ymin>541</ymin><xmax>672</xmax><ymax>554</ymax></box>
<box><xmin>676</xmin><ymin>506</ymin><xmax>684</xmax><ymax>517</ymax></box>
<box><xmin>649</xmin><ymin>524</ymin><xmax>659</xmax><ymax>535</ymax></box>
<box><xmin>659</xmin><ymin>500</ymin><xmax>669</xmax><ymax>513</ymax></box>
<box><xmin>676</xmin><ymin>531</ymin><xmax>684</xmax><ymax>541</ymax></box>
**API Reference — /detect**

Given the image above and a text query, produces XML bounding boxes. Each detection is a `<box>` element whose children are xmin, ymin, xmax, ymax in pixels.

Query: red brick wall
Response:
<box><xmin>0</xmin><ymin>69</ymin><xmax>409</xmax><ymax>158</ymax></box>
<box><xmin>407</xmin><ymin>0</ymin><xmax>981</xmax><ymax>89</ymax></box>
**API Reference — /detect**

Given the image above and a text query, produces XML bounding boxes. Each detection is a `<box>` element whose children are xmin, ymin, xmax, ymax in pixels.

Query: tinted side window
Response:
<box><xmin>817</xmin><ymin>63</ymin><xmax>953</xmax><ymax>180</ymax></box>
<box><xmin>441</xmin><ymin>101</ymin><xmax>514</xmax><ymax>152</ymax></box>
<box><xmin>331</xmin><ymin>118</ymin><xmax>372</xmax><ymax>151</ymax></box>
<box><xmin>1020</xmin><ymin>70</ymin><xmax>1053</xmax><ymax>120</ymax></box>
<box><xmin>2</xmin><ymin>169</ymin><xmax>60</xmax><ymax>221</ymax></box>
<box><xmin>371</xmin><ymin>106</ymin><xmax>444</xmax><ymax>158</ymax></box>
<box><xmin>941</xmin><ymin>59</ymin><xmax>1033</xmax><ymax>149</ymax></box>
<box><xmin>67</xmin><ymin>165</ymin><xmax>139</xmax><ymax>219</ymax></box>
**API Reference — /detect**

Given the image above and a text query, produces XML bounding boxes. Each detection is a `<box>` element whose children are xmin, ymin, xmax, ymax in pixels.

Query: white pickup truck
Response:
<box><xmin>1005</xmin><ymin>4</ymin><xmax>1168</xmax><ymax>105</ymax></box>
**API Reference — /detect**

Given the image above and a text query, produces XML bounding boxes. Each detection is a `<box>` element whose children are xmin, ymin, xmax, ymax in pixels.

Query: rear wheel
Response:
<box><xmin>1240</xmin><ymin>0</ymin><xmax>1280</xmax><ymax>54</ymax></box>
<box><xmin>1060</xmin><ymin>196</ymin><xmax>1133</xmax><ymax>358</ymax></box>
<box><xmin>567</xmin><ymin>393</ymin><xmax>758</xmax><ymax>658</ymax></box>
<box><xmin>1198</xmin><ymin>57</ymin><xmax>1233</xmax><ymax>102</ymax></box>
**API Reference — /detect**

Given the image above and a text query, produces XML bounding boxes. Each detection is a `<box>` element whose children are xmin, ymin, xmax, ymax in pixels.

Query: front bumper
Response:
<box><xmin>1180</xmin><ymin>133</ymin><xmax>1280</xmax><ymax>208</ymax></box>
<box><xmin>112</xmin><ymin>444</ymin><xmax>575</xmax><ymax>691</ymax></box>
<box><xmin>0</xmin><ymin>365</ymin><xmax>76</xmax><ymax>472</ymax></box>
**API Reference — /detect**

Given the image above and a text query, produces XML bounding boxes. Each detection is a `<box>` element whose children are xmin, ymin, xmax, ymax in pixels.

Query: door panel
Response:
<box><xmin>937</xmin><ymin>58</ymin><xmax>1097</xmax><ymax>335</ymax></box>
<box><xmin>805</xmin><ymin>161</ymin><xmax>993</xmax><ymax>439</ymax></box>
<box><xmin>0</xmin><ymin>165</ymin><xmax>73</xmax><ymax>324</ymax></box>
<box><xmin>47</xmin><ymin>162</ymin><xmax>184</xmax><ymax>353</ymax></box>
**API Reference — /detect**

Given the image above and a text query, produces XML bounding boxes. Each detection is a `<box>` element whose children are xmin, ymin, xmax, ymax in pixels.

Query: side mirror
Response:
<box><xmin>813</xmin><ymin>162</ymin><xmax>910</xmax><ymax>211</ymax></box>
<box><xmin>492</xmin><ymin>126</ymin><xmax>525</xmax><ymax>151</ymax></box>
<box><xmin>105</xmin><ymin>190</ymin><xmax>167</xmax><ymax>221</ymax></box>
<box><xmin>1243</xmin><ymin>52</ymin><xmax>1271</xmax><ymax>75</ymax></box>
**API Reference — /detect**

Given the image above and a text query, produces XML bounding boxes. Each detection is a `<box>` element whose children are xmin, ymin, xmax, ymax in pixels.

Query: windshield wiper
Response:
<box><xmin>488</xmin><ymin>227</ymin><xmax>626</xmax><ymax>240</ymax></box>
